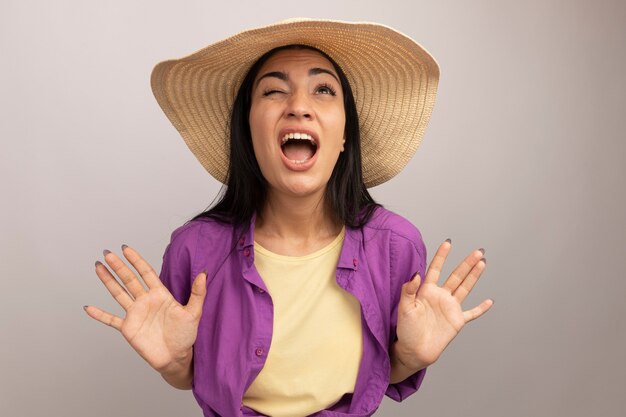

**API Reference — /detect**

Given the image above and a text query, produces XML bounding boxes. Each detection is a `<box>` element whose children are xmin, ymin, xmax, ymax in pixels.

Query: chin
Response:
<box><xmin>279</xmin><ymin>176</ymin><xmax>328</xmax><ymax>198</ymax></box>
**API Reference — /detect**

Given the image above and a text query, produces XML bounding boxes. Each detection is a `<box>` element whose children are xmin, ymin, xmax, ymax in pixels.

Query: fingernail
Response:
<box><xmin>445</xmin><ymin>238</ymin><xmax>452</xmax><ymax>244</ymax></box>
<box><xmin>83</xmin><ymin>305</ymin><xmax>89</xmax><ymax>311</ymax></box>
<box><xmin>479</xmin><ymin>248</ymin><xmax>485</xmax><ymax>255</ymax></box>
<box><xmin>103</xmin><ymin>249</ymin><xmax>111</xmax><ymax>256</ymax></box>
<box><xmin>202</xmin><ymin>268</ymin><xmax>208</xmax><ymax>275</ymax></box>
<box><xmin>121</xmin><ymin>244</ymin><xmax>128</xmax><ymax>250</ymax></box>
<box><xmin>95</xmin><ymin>260</ymin><xmax>103</xmax><ymax>267</ymax></box>
<box><xmin>481</xmin><ymin>257</ymin><xmax>487</xmax><ymax>264</ymax></box>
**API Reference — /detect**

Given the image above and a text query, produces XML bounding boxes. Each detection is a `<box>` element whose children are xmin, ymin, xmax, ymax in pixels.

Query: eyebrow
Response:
<box><xmin>255</xmin><ymin>67</ymin><xmax>340</xmax><ymax>88</ymax></box>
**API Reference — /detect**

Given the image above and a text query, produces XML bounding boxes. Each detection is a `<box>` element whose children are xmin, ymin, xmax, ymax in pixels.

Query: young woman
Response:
<box><xmin>85</xmin><ymin>19</ymin><xmax>493</xmax><ymax>417</ymax></box>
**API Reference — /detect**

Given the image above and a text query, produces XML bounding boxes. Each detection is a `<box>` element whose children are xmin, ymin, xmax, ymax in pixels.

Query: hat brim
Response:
<box><xmin>151</xmin><ymin>18</ymin><xmax>440</xmax><ymax>187</ymax></box>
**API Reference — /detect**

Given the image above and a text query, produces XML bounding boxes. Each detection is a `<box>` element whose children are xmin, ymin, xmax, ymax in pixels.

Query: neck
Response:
<box><xmin>256</xmin><ymin>189</ymin><xmax>342</xmax><ymax>241</ymax></box>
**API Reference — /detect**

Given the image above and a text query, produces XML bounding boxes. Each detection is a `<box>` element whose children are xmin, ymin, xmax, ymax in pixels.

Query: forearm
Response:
<box><xmin>389</xmin><ymin>341</ymin><xmax>429</xmax><ymax>384</ymax></box>
<box><xmin>159</xmin><ymin>352</ymin><xmax>194</xmax><ymax>390</ymax></box>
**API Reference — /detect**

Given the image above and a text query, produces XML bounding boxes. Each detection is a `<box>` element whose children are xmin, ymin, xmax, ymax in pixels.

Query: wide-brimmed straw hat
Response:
<box><xmin>151</xmin><ymin>17</ymin><xmax>439</xmax><ymax>187</ymax></box>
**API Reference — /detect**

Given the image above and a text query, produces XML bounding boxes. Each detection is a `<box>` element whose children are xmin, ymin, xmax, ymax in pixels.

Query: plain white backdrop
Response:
<box><xmin>1</xmin><ymin>1</ymin><xmax>625</xmax><ymax>416</ymax></box>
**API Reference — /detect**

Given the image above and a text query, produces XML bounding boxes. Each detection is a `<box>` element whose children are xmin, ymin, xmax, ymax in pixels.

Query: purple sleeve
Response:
<box><xmin>385</xmin><ymin>225</ymin><xmax>428</xmax><ymax>402</ymax></box>
<box><xmin>158</xmin><ymin>224</ymin><xmax>197</xmax><ymax>306</ymax></box>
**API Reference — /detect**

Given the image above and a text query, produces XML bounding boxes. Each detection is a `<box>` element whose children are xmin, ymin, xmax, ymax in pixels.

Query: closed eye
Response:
<box><xmin>261</xmin><ymin>82</ymin><xmax>338</xmax><ymax>97</ymax></box>
<box><xmin>262</xmin><ymin>89</ymin><xmax>285</xmax><ymax>96</ymax></box>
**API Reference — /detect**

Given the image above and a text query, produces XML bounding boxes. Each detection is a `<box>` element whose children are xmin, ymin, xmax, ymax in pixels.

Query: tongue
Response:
<box><xmin>282</xmin><ymin>142</ymin><xmax>314</xmax><ymax>161</ymax></box>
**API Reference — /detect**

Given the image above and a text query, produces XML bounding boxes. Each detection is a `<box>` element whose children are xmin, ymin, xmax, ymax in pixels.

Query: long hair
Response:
<box><xmin>188</xmin><ymin>44</ymin><xmax>380</xmax><ymax>228</ymax></box>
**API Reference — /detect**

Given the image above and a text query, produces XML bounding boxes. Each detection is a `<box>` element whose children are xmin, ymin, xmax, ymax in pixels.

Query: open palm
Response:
<box><xmin>84</xmin><ymin>245</ymin><xmax>207</xmax><ymax>373</ymax></box>
<box><xmin>394</xmin><ymin>240</ymin><xmax>493</xmax><ymax>370</ymax></box>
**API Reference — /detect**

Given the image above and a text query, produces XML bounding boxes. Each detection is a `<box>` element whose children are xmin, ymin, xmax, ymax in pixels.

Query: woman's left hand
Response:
<box><xmin>393</xmin><ymin>239</ymin><xmax>493</xmax><ymax>371</ymax></box>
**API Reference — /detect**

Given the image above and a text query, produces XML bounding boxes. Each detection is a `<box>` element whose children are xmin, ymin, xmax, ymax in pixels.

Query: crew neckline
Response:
<box><xmin>254</xmin><ymin>226</ymin><xmax>346</xmax><ymax>261</ymax></box>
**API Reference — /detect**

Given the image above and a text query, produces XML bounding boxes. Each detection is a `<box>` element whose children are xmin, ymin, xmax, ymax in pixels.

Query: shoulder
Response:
<box><xmin>362</xmin><ymin>206</ymin><xmax>425</xmax><ymax>249</ymax></box>
<box><xmin>362</xmin><ymin>207</ymin><xmax>428</xmax><ymax>288</ymax></box>
<box><xmin>165</xmin><ymin>217</ymin><xmax>238</xmax><ymax>256</ymax></box>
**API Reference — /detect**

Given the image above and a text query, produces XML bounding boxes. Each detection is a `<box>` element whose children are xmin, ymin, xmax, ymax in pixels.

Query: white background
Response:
<box><xmin>1</xmin><ymin>0</ymin><xmax>625</xmax><ymax>416</ymax></box>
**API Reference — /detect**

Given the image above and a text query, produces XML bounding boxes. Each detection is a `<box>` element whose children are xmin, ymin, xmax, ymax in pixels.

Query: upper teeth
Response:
<box><xmin>282</xmin><ymin>132</ymin><xmax>315</xmax><ymax>145</ymax></box>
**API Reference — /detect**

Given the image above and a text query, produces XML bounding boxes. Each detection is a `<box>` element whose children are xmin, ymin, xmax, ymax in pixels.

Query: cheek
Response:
<box><xmin>328</xmin><ymin>110</ymin><xmax>346</xmax><ymax>152</ymax></box>
<box><xmin>248</xmin><ymin>103</ymin><xmax>263</xmax><ymax>137</ymax></box>
<box><xmin>249</xmin><ymin>102</ymin><xmax>281</xmax><ymax>140</ymax></box>
<box><xmin>249</xmin><ymin>131</ymin><xmax>277</xmax><ymax>181</ymax></box>
<box><xmin>249</xmin><ymin>104</ymin><xmax>274</xmax><ymax>158</ymax></box>
<box><xmin>250</xmin><ymin>136</ymin><xmax>273</xmax><ymax>172</ymax></box>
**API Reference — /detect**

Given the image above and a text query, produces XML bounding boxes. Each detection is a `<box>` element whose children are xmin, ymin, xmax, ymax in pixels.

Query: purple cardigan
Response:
<box><xmin>159</xmin><ymin>206</ymin><xmax>428</xmax><ymax>416</ymax></box>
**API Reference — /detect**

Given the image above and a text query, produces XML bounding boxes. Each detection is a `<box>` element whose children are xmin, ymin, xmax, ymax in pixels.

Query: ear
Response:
<box><xmin>340</xmin><ymin>138</ymin><xmax>346</xmax><ymax>152</ymax></box>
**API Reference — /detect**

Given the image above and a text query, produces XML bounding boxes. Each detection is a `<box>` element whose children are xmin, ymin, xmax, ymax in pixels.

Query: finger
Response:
<box><xmin>95</xmin><ymin>261</ymin><xmax>134</xmax><ymax>310</ymax></box>
<box><xmin>120</xmin><ymin>245</ymin><xmax>163</xmax><ymax>290</ymax></box>
<box><xmin>453</xmin><ymin>257</ymin><xmax>487</xmax><ymax>303</ymax></box>
<box><xmin>462</xmin><ymin>298</ymin><xmax>494</xmax><ymax>323</ymax></box>
<box><xmin>184</xmin><ymin>271</ymin><xmax>207</xmax><ymax>320</ymax></box>
<box><xmin>103</xmin><ymin>249</ymin><xmax>147</xmax><ymax>299</ymax></box>
<box><xmin>423</xmin><ymin>240</ymin><xmax>452</xmax><ymax>285</ymax></box>
<box><xmin>400</xmin><ymin>272</ymin><xmax>421</xmax><ymax>305</ymax></box>
<box><xmin>442</xmin><ymin>248</ymin><xmax>484</xmax><ymax>293</ymax></box>
<box><xmin>83</xmin><ymin>305</ymin><xmax>124</xmax><ymax>331</ymax></box>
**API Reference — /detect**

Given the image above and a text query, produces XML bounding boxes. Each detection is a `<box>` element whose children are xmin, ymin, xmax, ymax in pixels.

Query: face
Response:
<box><xmin>249</xmin><ymin>48</ymin><xmax>346</xmax><ymax>199</ymax></box>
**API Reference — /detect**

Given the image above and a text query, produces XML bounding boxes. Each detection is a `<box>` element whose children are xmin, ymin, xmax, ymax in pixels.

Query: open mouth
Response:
<box><xmin>280</xmin><ymin>132</ymin><xmax>318</xmax><ymax>164</ymax></box>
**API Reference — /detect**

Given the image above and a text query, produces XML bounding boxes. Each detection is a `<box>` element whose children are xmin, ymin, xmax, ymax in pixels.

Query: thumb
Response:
<box><xmin>184</xmin><ymin>270</ymin><xmax>207</xmax><ymax>319</ymax></box>
<box><xmin>400</xmin><ymin>272</ymin><xmax>421</xmax><ymax>305</ymax></box>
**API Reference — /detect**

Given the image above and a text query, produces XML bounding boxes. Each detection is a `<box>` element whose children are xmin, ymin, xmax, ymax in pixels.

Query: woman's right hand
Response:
<box><xmin>84</xmin><ymin>245</ymin><xmax>207</xmax><ymax>375</ymax></box>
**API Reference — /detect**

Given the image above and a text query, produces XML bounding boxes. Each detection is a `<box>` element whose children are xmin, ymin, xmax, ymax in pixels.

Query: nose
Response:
<box><xmin>285</xmin><ymin>89</ymin><xmax>313</xmax><ymax>120</ymax></box>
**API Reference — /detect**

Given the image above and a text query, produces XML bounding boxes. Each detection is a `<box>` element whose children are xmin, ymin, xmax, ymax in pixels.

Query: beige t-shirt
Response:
<box><xmin>242</xmin><ymin>226</ymin><xmax>363</xmax><ymax>416</ymax></box>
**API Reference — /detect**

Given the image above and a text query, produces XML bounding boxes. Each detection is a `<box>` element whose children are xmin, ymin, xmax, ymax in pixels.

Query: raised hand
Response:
<box><xmin>84</xmin><ymin>245</ymin><xmax>207</xmax><ymax>375</ymax></box>
<box><xmin>393</xmin><ymin>239</ymin><xmax>493</xmax><ymax>371</ymax></box>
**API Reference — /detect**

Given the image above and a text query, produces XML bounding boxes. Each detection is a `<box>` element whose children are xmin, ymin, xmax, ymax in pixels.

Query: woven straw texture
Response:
<box><xmin>151</xmin><ymin>18</ymin><xmax>440</xmax><ymax>187</ymax></box>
